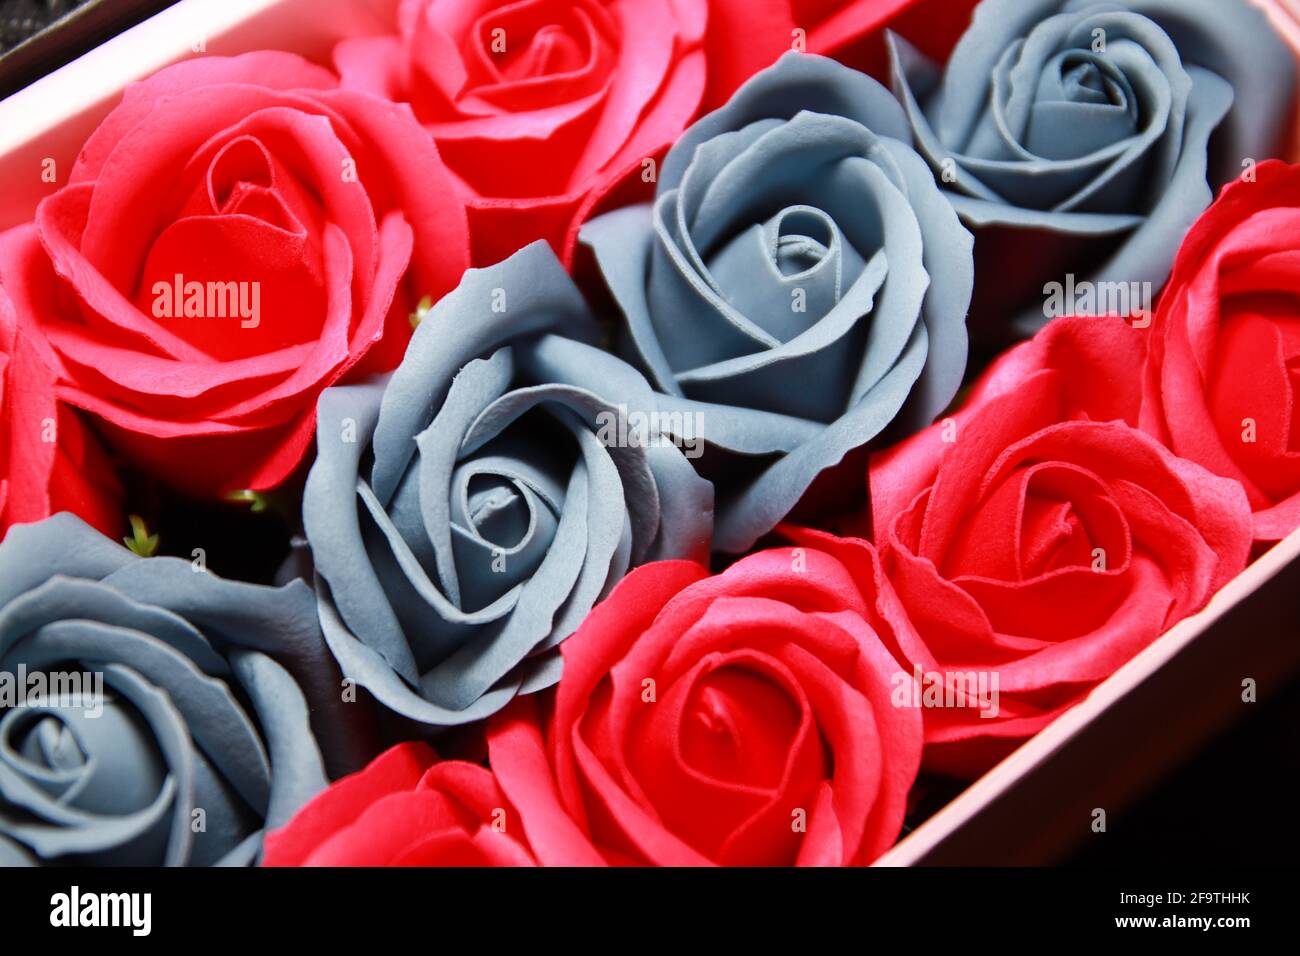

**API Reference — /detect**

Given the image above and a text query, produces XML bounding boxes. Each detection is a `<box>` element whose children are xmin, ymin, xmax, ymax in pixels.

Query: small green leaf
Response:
<box><xmin>225</xmin><ymin>489</ymin><xmax>269</xmax><ymax>514</ymax></box>
<box><xmin>409</xmin><ymin>294</ymin><xmax>434</xmax><ymax>329</ymax></box>
<box><xmin>123</xmin><ymin>514</ymin><xmax>159</xmax><ymax>557</ymax></box>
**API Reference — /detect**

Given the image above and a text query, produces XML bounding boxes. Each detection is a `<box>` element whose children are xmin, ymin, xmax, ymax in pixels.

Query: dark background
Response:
<box><xmin>1</xmin><ymin>0</ymin><xmax>1297</xmax><ymax>867</ymax></box>
<box><xmin>0</xmin><ymin>0</ymin><xmax>179</xmax><ymax>97</ymax></box>
<box><xmin>0</xmin><ymin>0</ymin><xmax>88</xmax><ymax>53</ymax></box>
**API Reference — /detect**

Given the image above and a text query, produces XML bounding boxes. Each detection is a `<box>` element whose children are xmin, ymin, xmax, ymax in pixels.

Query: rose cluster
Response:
<box><xmin>1</xmin><ymin>0</ymin><xmax>1297</xmax><ymax>867</ymax></box>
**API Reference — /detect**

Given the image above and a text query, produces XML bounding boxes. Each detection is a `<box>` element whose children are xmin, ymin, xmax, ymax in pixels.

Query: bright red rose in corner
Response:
<box><xmin>262</xmin><ymin>742</ymin><xmax>536</xmax><ymax>866</ymax></box>
<box><xmin>487</xmin><ymin>532</ymin><xmax>924</xmax><ymax>867</ymax></box>
<box><xmin>869</xmin><ymin>315</ymin><xmax>1252</xmax><ymax>778</ymax></box>
<box><xmin>0</xmin><ymin>53</ymin><xmax>468</xmax><ymax>499</ymax></box>
<box><xmin>1141</xmin><ymin>159</ymin><xmax>1300</xmax><ymax>545</ymax></box>
<box><xmin>0</xmin><ymin>283</ymin><xmax>119</xmax><ymax>539</ymax></box>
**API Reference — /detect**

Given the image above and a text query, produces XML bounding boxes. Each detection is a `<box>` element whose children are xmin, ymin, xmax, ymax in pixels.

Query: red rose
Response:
<box><xmin>869</xmin><ymin>315</ymin><xmax>1252</xmax><ymax>777</ymax></box>
<box><xmin>0</xmin><ymin>53</ymin><xmax>468</xmax><ymax>499</ymax></box>
<box><xmin>0</xmin><ymin>283</ymin><xmax>119</xmax><ymax>538</ymax></box>
<box><xmin>262</xmin><ymin>742</ymin><xmax>535</xmax><ymax>866</ymax></box>
<box><xmin>487</xmin><ymin>531</ymin><xmax>923</xmax><ymax>866</ymax></box>
<box><xmin>1141</xmin><ymin>159</ymin><xmax>1300</xmax><ymax>545</ymax></box>
<box><xmin>334</xmin><ymin>0</ymin><xmax>712</xmax><ymax>265</ymax></box>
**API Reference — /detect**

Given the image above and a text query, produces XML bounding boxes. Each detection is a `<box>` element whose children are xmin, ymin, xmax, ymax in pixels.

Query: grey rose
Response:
<box><xmin>302</xmin><ymin>240</ymin><xmax>713</xmax><ymax>729</ymax></box>
<box><xmin>889</xmin><ymin>0</ymin><xmax>1296</xmax><ymax>338</ymax></box>
<box><xmin>0</xmin><ymin>514</ymin><xmax>359</xmax><ymax>867</ymax></box>
<box><xmin>581</xmin><ymin>52</ymin><xmax>973</xmax><ymax>553</ymax></box>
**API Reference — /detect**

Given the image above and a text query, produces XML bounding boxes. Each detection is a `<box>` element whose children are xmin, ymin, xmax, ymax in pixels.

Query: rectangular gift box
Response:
<box><xmin>2</xmin><ymin>0</ymin><xmax>1298</xmax><ymax>866</ymax></box>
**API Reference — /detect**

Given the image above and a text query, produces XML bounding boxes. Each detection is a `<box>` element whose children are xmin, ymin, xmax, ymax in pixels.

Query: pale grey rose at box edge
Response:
<box><xmin>301</xmin><ymin>240</ymin><xmax>714</xmax><ymax>729</ymax></box>
<box><xmin>0</xmin><ymin>513</ymin><xmax>359</xmax><ymax>867</ymax></box>
<box><xmin>888</xmin><ymin>0</ymin><xmax>1296</xmax><ymax>337</ymax></box>
<box><xmin>580</xmin><ymin>52</ymin><xmax>974</xmax><ymax>553</ymax></box>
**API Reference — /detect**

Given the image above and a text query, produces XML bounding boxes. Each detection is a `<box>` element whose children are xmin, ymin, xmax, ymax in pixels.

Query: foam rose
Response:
<box><xmin>582</xmin><ymin>53</ymin><xmax>972</xmax><ymax>552</ymax></box>
<box><xmin>0</xmin><ymin>284</ymin><xmax>119</xmax><ymax>540</ymax></box>
<box><xmin>868</xmin><ymin>315</ymin><xmax>1252</xmax><ymax>776</ymax></box>
<box><xmin>1141</xmin><ymin>160</ymin><xmax>1300</xmax><ymax>544</ymax></box>
<box><xmin>0</xmin><ymin>514</ymin><xmax>366</xmax><ymax>866</ymax></box>
<box><xmin>303</xmin><ymin>241</ymin><xmax>713</xmax><ymax>729</ymax></box>
<box><xmin>488</xmin><ymin>530</ymin><xmax>923</xmax><ymax>866</ymax></box>
<box><xmin>889</xmin><ymin>0</ymin><xmax>1294</xmax><ymax>339</ymax></box>
<box><xmin>0</xmin><ymin>53</ymin><xmax>468</xmax><ymax>499</ymax></box>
